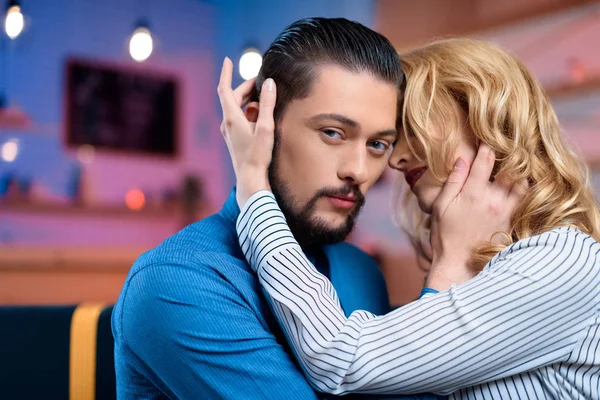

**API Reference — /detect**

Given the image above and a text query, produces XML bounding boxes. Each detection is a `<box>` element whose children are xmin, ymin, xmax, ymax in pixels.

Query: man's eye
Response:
<box><xmin>322</xmin><ymin>129</ymin><xmax>342</xmax><ymax>139</ymax></box>
<box><xmin>369</xmin><ymin>141</ymin><xmax>390</xmax><ymax>152</ymax></box>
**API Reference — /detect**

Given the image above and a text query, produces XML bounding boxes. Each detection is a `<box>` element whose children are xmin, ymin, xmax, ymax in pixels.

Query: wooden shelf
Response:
<box><xmin>0</xmin><ymin>246</ymin><xmax>138</xmax><ymax>305</ymax></box>
<box><xmin>0</xmin><ymin>201</ymin><xmax>182</xmax><ymax>220</ymax></box>
<box><xmin>547</xmin><ymin>75</ymin><xmax>600</xmax><ymax>99</ymax></box>
<box><xmin>0</xmin><ymin>246</ymin><xmax>142</xmax><ymax>272</ymax></box>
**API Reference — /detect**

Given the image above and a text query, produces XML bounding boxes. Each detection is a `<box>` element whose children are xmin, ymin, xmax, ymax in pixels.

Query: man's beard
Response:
<box><xmin>268</xmin><ymin>134</ymin><xmax>366</xmax><ymax>247</ymax></box>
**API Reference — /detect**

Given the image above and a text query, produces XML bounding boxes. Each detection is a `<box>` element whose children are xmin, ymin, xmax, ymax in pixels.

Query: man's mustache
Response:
<box><xmin>314</xmin><ymin>185</ymin><xmax>365</xmax><ymax>204</ymax></box>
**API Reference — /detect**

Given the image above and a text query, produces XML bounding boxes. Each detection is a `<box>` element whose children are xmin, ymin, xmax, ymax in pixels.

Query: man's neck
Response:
<box><xmin>298</xmin><ymin>242</ymin><xmax>331</xmax><ymax>279</ymax></box>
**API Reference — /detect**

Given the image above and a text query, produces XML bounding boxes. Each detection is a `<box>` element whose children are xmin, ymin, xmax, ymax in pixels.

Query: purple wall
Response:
<box><xmin>1</xmin><ymin>0</ymin><xmax>378</xmax><ymax>247</ymax></box>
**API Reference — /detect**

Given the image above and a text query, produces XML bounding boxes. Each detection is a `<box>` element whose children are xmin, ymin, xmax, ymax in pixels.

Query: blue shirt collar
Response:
<box><xmin>220</xmin><ymin>188</ymin><xmax>241</xmax><ymax>224</ymax></box>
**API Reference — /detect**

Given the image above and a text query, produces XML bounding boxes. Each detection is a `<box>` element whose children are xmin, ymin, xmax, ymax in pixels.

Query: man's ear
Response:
<box><xmin>244</xmin><ymin>101</ymin><xmax>259</xmax><ymax>123</ymax></box>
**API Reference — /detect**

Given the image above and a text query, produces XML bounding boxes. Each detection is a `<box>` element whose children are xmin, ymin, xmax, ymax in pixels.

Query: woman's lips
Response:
<box><xmin>405</xmin><ymin>167</ymin><xmax>427</xmax><ymax>189</ymax></box>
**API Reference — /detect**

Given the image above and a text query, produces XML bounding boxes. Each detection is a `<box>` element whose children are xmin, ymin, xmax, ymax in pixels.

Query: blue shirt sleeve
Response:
<box><xmin>418</xmin><ymin>287</ymin><xmax>439</xmax><ymax>299</ymax></box>
<box><xmin>117</xmin><ymin>262</ymin><xmax>319</xmax><ymax>399</ymax></box>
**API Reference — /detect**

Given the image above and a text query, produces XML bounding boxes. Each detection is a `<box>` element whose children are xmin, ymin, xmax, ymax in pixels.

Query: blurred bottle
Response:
<box><xmin>181</xmin><ymin>174</ymin><xmax>203</xmax><ymax>225</ymax></box>
<box><xmin>66</xmin><ymin>162</ymin><xmax>82</xmax><ymax>205</ymax></box>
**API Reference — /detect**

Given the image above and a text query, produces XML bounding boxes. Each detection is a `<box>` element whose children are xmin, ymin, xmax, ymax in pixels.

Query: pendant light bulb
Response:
<box><xmin>239</xmin><ymin>48</ymin><xmax>262</xmax><ymax>80</ymax></box>
<box><xmin>129</xmin><ymin>21</ymin><xmax>153</xmax><ymax>62</ymax></box>
<box><xmin>5</xmin><ymin>1</ymin><xmax>24</xmax><ymax>39</ymax></box>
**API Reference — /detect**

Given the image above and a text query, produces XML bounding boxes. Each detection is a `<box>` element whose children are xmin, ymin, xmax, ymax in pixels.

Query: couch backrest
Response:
<box><xmin>0</xmin><ymin>305</ymin><xmax>116</xmax><ymax>400</ymax></box>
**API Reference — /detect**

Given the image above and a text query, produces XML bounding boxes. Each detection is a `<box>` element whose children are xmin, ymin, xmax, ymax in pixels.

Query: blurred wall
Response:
<box><xmin>2</xmin><ymin>0</ymin><xmax>224</xmax><ymax>203</ymax></box>
<box><xmin>0</xmin><ymin>0</ymin><xmax>377</xmax><ymax>248</ymax></box>
<box><xmin>376</xmin><ymin>0</ymin><xmax>590</xmax><ymax>50</ymax></box>
<box><xmin>1</xmin><ymin>0</ymin><xmax>224</xmax><ymax>247</ymax></box>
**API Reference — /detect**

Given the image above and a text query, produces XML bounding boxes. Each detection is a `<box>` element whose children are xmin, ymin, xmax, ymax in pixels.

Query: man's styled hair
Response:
<box><xmin>254</xmin><ymin>17</ymin><xmax>404</xmax><ymax>122</ymax></box>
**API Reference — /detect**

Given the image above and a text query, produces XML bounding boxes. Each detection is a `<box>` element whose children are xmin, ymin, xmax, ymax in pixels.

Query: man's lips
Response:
<box><xmin>325</xmin><ymin>194</ymin><xmax>358</xmax><ymax>209</ymax></box>
<box><xmin>405</xmin><ymin>167</ymin><xmax>427</xmax><ymax>189</ymax></box>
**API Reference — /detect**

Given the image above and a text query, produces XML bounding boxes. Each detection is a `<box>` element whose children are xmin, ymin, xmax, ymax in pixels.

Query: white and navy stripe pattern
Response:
<box><xmin>237</xmin><ymin>191</ymin><xmax>600</xmax><ymax>399</ymax></box>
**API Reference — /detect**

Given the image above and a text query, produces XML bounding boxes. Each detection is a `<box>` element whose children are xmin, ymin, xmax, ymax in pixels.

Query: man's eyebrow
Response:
<box><xmin>307</xmin><ymin>113</ymin><xmax>359</xmax><ymax>127</ymax></box>
<box><xmin>308</xmin><ymin>113</ymin><xmax>397</xmax><ymax>139</ymax></box>
<box><xmin>377</xmin><ymin>129</ymin><xmax>398</xmax><ymax>140</ymax></box>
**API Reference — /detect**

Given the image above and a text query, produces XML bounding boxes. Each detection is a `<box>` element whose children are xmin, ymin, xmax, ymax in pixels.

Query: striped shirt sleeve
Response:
<box><xmin>237</xmin><ymin>190</ymin><xmax>600</xmax><ymax>396</ymax></box>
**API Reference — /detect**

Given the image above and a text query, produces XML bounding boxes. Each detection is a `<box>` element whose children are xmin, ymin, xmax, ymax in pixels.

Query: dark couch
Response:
<box><xmin>0</xmin><ymin>305</ymin><xmax>116</xmax><ymax>400</ymax></box>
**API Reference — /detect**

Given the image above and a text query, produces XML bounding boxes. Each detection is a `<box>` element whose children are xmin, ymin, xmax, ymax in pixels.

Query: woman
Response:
<box><xmin>219</xmin><ymin>38</ymin><xmax>600</xmax><ymax>398</ymax></box>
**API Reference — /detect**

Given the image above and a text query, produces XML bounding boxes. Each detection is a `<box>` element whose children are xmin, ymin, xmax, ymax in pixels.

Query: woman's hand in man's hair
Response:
<box><xmin>217</xmin><ymin>57</ymin><xmax>276</xmax><ymax>208</ymax></box>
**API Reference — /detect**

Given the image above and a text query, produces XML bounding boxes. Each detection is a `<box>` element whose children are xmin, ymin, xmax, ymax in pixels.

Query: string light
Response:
<box><xmin>4</xmin><ymin>0</ymin><xmax>24</xmax><ymax>40</ymax></box>
<box><xmin>125</xmin><ymin>188</ymin><xmax>146</xmax><ymax>211</ymax></box>
<box><xmin>1</xmin><ymin>139</ymin><xmax>19</xmax><ymax>162</ymax></box>
<box><xmin>239</xmin><ymin>48</ymin><xmax>262</xmax><ymax>80</ymax></box>
<box><xmin>129</xmin><ymin>21</ymin><xmax>153</xmax><ymax>62</ymax></box>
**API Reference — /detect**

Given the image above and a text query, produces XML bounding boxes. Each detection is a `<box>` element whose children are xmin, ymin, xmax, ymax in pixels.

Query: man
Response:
<box><xmin>112</xmin><ymin>18</ymin><xmax>405</xmax><ymax>399</ymax></box>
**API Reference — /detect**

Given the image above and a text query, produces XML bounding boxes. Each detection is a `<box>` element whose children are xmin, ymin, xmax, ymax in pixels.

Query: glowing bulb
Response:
<box><xmin>239</xmin><ymin>49</ymin><xmax>262</xmax><ymax>80</ymax></box>
<box><xmin>129</xmin><ymin>26</ymin><xmax>153</xmax><ymax>62</ymax></box>
<box><xmin>1</xmin><ymin>140</ymin><xmax>19</xmax><ymax>162</ymax></box>
<box><xmin>568</xmin><ymin>58</ymin><xmax>585</xmax><ymax>84</ymax></box>
<box><xmin>5</xmin><ymin>5</ymin><xmax>24</xmax><ymax>40</ymax></box>
<box><xmin>125</xmin><ymin>188</ymin><xmax>146</xmax><ymax>211</ymax></box>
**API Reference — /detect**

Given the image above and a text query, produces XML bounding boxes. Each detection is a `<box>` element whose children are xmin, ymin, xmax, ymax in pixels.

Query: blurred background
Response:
<box><xmin>1</xmin><ymin>0</ymin><xmax>599</xmax><ymax>307</ymax></box>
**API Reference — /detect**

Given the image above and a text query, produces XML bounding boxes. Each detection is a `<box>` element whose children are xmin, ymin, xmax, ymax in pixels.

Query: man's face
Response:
<box><xmin>269</xmin><ymin>65</ymin><xmax>398</xmax><ymax>246</ymax></box>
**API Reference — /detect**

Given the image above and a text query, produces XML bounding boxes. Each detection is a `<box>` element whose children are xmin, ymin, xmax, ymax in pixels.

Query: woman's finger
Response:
<box><xmin>493</xmin><ymin>172</ymin><xmax>513</xmax><ymax>198</ymax></box>
<box><xmin>251</xmin><ymin>78</ymin><xmax>277</xmax><ymax>166</ymax></box>
<box><xmin>462</xmin><ymin>144</ymin><xmax>495</xmax><ymax>195</ymax></box>
<box><xmin>432</xmin><ymin>157</ymin><xmax>470</xmax><ymax>216</ymax></box>
<box><xmin>217</xmin><ymin>58</ymin><xmax>244</xmax><ymax>120</ymax></box>
<box><xmin>507</xmin><ymin>178</ymin><xmax>529</xmax><ymax>209</ymax></box>
<box><xmin>233</xmin><ymin>77</ymin><xmax>257</xmax><ymax>107</ymax></box>
<box><xmin>217</xmin><ymin>57</ymin><xmax>252</xmax><ymax>134</ymax></box>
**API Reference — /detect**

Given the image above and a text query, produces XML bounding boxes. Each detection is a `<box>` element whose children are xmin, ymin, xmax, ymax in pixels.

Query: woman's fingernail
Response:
<box><xmin>455</xmin><ymin>158</ymin><xmax>466</xmax><ymax>169</ymax></box>
<box><xmin>264</xmin><ymin>78</ymin><xmax>274</xmax><ymax>91</ymax></box>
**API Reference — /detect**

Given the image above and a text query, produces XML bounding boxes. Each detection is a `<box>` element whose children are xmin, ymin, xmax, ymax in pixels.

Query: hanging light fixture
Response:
<box><xmin>0</xmin><ymin>0</ymin><xmax>31</xmax><ymax>129</ymax></box>
<box><xmin>1</xmin><ymin>139</ymin><xmax>18</xmax><ymax>162</ymax></box>
<box><xmin>239</xmin><ymin>47</ymin><xmax>262</xmax><ymax>80</ymax></box>
<box><xmin>4</xmin><ymin>0</ymin><xmax>24</xmax><ymax>40</ymax></box>
<box><xmin>129</xmin><ymin>19</ymin><xmax>153</xmax><ymax>62</ymax></box>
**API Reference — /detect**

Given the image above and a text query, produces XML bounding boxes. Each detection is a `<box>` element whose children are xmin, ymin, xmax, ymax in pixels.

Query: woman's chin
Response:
<box><xmin>412</xmin><ymin>184</ymin><xmax>438</xmax><ymax>215</ymax></box>
<box><xmin>417</xmin><ymin>197</ymin><xmax>433</xmax><ymax>215</ymax></box>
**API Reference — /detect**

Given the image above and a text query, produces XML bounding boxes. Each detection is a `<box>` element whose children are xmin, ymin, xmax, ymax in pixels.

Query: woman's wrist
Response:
<box><xmin>426</xmin><ymin>254</ymin><xmax>473</xmax><ymax>291</ymax></box>
<box><xmin>236</xmin><ymin>171</ymin><xmax>271</xmax><ymax>209</ymax></box>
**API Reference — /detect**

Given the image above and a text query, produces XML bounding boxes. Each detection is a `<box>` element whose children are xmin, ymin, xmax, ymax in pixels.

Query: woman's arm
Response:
<box><xmin>238</xmin><ymin>191</ymin><xmax>599</xmax><ymax>396</ymax></box>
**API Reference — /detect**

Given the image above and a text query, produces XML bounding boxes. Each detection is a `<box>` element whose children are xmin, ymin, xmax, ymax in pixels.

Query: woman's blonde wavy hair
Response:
<box><xmin>393</xmin><ymin>37</ymin><xmax>600</xmax><ymax>271</ymax></box>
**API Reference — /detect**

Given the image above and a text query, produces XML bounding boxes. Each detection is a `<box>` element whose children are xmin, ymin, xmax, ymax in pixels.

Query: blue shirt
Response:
<box><xmin>112</xmin><ymin>189</ymin><xmax>392</xmax><ymax>399</ymax></box>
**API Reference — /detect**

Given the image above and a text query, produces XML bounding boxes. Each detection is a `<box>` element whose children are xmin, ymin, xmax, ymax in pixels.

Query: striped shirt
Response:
<box><xmin>237</xmin><ymin>190</ymin><xmax>600</xmax><ymax>399</ymax></box>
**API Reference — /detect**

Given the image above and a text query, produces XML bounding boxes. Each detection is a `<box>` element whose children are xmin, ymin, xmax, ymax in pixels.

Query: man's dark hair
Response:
<box><xmin>253</xmin><ymin>17</ymin><xmax>404</xmax><ymax>122</ymax></box>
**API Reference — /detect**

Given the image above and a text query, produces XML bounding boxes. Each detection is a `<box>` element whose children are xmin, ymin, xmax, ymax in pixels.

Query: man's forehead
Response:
<box><xmin>291</xmin><ymin>66</ymin><xmax>399</xmax><ymax>126</ymax></box>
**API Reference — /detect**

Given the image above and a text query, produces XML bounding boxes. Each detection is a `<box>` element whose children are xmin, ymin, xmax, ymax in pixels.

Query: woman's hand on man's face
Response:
<box><xmin>217</xmin><ymin>57</ymin><xmax>277</xmax><ymax>207</ymax></box>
